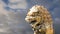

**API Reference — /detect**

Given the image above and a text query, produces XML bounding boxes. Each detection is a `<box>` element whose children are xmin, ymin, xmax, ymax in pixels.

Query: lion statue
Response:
<box><xmin>25</xmin><ymin>5</ymin><xmax>54</xmax><ymax>34</ymax></box>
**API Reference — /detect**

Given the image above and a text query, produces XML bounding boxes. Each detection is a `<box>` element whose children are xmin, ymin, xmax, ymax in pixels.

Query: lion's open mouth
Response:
<box><xmin>29</xmin><ymin>20</ymin><xmax>37</xmax><ymax>24</ymax></box>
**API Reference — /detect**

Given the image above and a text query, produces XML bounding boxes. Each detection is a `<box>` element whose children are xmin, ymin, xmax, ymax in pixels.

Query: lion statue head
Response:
<box><xmin>25</xmin><ymin>5</ymin><xmax>47</xmax><ymax>27</ymax></box>
<box><xmin>25</xmin><ymin>5</ymin><xmax>53</xmax><ymax>34</ymax></box>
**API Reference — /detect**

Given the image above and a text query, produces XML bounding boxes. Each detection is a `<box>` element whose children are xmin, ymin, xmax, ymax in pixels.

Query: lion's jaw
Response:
<box><xmin>25</xmin><ymin>16</ymin><xmax>36</xmax><ymax>23</ymax></box>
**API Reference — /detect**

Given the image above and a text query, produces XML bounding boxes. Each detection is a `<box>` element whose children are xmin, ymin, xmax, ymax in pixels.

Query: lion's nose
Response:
<box><xmin>25</xmin><ymin>18</ymin><xmax>28</xmax><ymax>21</ymax></box>
<box><xmin>25</xmin><ymin>17</ymin><xmax>31</xmax><ymax>22</ymax></box>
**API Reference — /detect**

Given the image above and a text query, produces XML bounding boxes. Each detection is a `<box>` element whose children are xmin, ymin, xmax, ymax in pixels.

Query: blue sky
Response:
<box><xmin>0</xmin><ymin>0</ymin><xmax>60</xmax><ymax>34</ymax></box>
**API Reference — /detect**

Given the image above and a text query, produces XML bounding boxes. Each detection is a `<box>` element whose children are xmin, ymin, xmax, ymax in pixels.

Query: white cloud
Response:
<box><xmin>0</xmin><ymin>0</ymin><xmax>9</xmax><ymax>15</ymax></box>
<box><xmin>55</xmin><ymin>18</ymin><xmax>60</xmax><ymax>22</ymax></box>
<box><xmin>54</xmin><ymin>18</ymin><xmax>60</xmax><ymax>24</ymax></box>
<box><xmin>8</xmin><ymin>0</ymin><xmax>22</xmax><ymax>3</ymax></box>
<box><xmin>0</xmin><ymin>28</ymin><xmax>8</xmax><ymax>33</ymax></box>
<box><xmin>0</xmin><ymin>0</ymin><xmax>33</xmax><ymax>34</ymax></box>
<box><xmin>8</xmin><ymin>0</ymin><xmax>28</xmax><ymax>9</ymax></box>
<box><xmin>0</xmin><ymin>29</ymin><xmax>5</xmax><ymax>32</ymax></box>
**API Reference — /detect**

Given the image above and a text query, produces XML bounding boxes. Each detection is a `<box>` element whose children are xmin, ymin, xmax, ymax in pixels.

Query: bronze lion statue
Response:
<box><xmin>25</xmin><ymin>5</ymin><xmax>54</xmax><ymax>34</ymax></box>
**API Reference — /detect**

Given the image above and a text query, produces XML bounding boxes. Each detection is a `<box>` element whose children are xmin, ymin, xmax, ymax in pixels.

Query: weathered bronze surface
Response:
<box><xmin>25</xmin><ymin>5</ymin><xmax>54</xmax><ymax>34</ymax></box>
